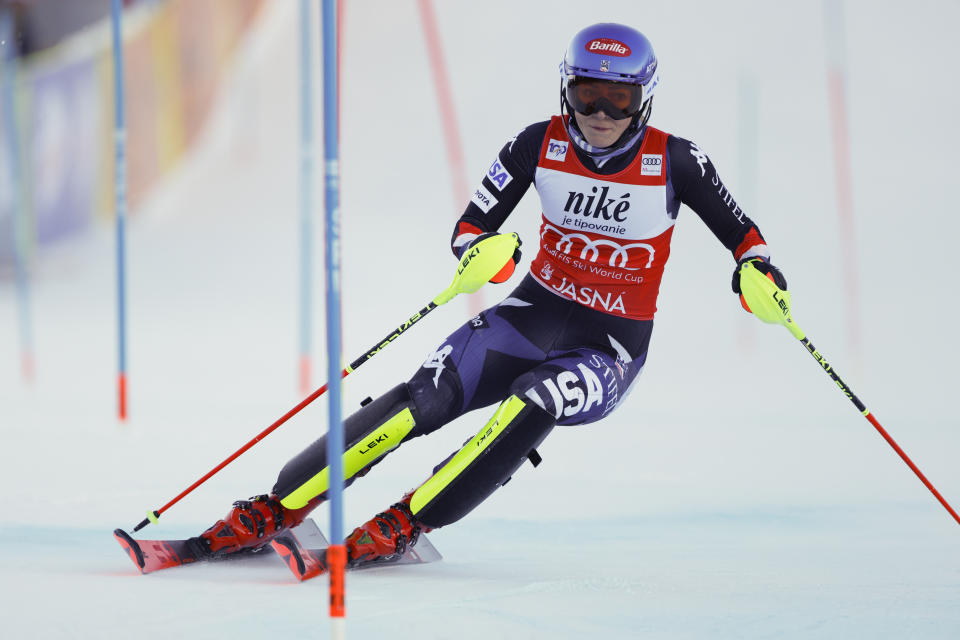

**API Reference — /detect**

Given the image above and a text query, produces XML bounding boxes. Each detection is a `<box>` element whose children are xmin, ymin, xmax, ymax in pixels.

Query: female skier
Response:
<box><xmin>193</xmin><ymin>22</ymin><xmax>787</xmax><ymax>566</ymax></box>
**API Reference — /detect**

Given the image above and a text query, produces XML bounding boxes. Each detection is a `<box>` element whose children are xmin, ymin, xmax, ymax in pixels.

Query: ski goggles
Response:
<box><xmin>565</xmin><ymin>78</ymin><xmax>643</xmax><ymax>120</ymax></box>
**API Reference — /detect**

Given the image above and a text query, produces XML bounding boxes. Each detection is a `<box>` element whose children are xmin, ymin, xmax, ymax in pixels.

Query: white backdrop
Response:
<box><xmin>1</xmin><ymin>1</ymin><xmax>958</xmax><ymax>638</ymax></box>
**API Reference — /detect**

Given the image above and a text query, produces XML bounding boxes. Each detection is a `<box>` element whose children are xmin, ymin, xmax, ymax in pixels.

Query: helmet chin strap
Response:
<box><xmin>560</xmin><ymin>85</ymin><xmax>652</xmax><ymax>160</ymax></box>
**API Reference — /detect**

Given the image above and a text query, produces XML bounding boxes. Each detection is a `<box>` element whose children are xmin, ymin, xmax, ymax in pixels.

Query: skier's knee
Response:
<box><xmin>409</xmin><ymin>395</ymin><xmax>555</xmax><ymax>529</ymax></box>
<box><xmin>273</xmin><ymin>383</ymin><xmax>417</xmax><ymax>509</ymax></box>
<box><xmin>407</xmin><ymin>362</ymin><xmax>463</xmax><ymax>435</ymax></box>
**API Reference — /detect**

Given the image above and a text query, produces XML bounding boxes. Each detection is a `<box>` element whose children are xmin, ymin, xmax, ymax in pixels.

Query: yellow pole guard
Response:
<box><xmin>280</xmin><ymin>408</ymin><xmax>416</xmax><ymax>510</ymax></box>
<box><xmin>433</xmin><ymin>233</ymin><xmax>520</xmax><ymax>306</ymax></box>
<box><xmin>410</xmin><ymin>395</ymin><xmax>526</xmax><ymax>515</ymax></box>
<box><xmin>738</xmin><ymin>261</ymin><xmax>805</xmax><ymax>340</ymax></box>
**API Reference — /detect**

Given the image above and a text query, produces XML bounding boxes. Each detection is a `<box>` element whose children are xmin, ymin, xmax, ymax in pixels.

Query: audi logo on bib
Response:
<box><xmin>641</xmin><ymin>154</ymin><xmax>662</xmax><ymax>176</ymax></box>
<box><xmin>541</xmin><ymin>224</ymin><xmax>655</xmax><ymax>270</ymax></box>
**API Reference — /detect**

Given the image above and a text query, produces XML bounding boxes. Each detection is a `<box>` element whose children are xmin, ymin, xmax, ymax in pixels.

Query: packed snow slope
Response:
<box><xmin>1</xmin><ymin>1</ymin><xmax>958</xmax><ymax>638</ymax></box>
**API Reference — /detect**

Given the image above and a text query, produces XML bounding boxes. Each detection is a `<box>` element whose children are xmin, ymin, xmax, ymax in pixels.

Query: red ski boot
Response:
<box><xmin>344</xmin><ymin>496</ymin><xmax>427</xmax><ymax>566</ymax></box>
<box><xmin>198</xmin><ymin>494</ymin><xmax>321</xmax><ymax>556</ymax></box>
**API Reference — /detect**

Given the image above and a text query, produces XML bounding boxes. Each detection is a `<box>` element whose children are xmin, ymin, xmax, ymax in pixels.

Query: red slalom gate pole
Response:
<box><xmin>417</xmin><ymin>0</ymin><xmax>482</xmax><ymax>322</ymax></box>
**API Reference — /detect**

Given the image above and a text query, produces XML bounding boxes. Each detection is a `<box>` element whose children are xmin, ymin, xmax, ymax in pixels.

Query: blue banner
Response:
<box><xmin>29</xmin><ymin>58</ymin><xmax>98</xmax><ymax>244</ymax></box>
<box><xmin>0</xmin><ymin>102</ymin><xmax>13</xmax><ymax>264</ymax></box>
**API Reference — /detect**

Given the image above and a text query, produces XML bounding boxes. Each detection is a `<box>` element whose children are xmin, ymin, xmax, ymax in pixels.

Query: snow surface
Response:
<box><xmin>2</xmin><ymin>1</ymin><xmax>959</xmax><ymax>638</ymax></box>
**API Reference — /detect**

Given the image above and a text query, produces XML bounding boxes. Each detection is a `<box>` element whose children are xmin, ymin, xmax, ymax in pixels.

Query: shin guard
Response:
<box><xmin>273</xmin><ymin>384</ymin><xmax>416</xmax><ymax>509</ymax></box>
<box><xmin>410</xmin><ymin>395</ymin><xmax>555</xmax><ymax>529</ymax></box>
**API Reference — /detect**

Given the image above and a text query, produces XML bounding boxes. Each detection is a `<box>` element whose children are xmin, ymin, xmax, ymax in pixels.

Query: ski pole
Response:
<box><xmin>738</xmin><ymin>262</ymin><xmax>960</xmax><ymax>526</ymax></box>
<box><xmin>131</xmin><ymin>233</ymin><xmax>521</xmax><ymax>532</ymax></box>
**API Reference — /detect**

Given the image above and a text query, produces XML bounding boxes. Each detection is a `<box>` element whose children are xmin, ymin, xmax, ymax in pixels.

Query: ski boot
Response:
<box><xmin>197</xmin><ymin>494</ymin><xmax>322</xmax><ymax>557</ymax></box>
<box><xmin>344</xmin><ymin>495</ymin><xmax>427</xmax><ymax>566</ymax></box>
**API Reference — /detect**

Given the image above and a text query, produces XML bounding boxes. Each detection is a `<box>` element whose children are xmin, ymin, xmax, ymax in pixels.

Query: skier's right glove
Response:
<box><xmin>459</xmin><ymin>232</ymin><xmax>522</xmax><ymax>284</ymax></box>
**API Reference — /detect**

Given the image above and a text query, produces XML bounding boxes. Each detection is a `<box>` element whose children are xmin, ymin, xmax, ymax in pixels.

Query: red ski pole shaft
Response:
<box><xmin>737</xmin><ymin>263</ymin><xmax>958</xmax><ymax>525</ymax></box>
<box><xmin>132</xmin><ymin>301</ymin><xmax>440</xmax><ymax>532</ymax></box>
<box><xmin>797</xmin><ymin>336</ymin><xmax>960</xmax><ymax>527</ymax></box>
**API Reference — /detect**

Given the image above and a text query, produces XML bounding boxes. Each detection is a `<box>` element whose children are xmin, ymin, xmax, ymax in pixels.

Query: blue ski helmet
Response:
<box><xmin>560</xmin><ymin>23</ymin><xmax>659</xmax><ymax>139</ymax></box>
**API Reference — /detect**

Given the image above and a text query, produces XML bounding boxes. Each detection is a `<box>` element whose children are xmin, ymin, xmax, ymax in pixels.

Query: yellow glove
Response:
<box><xmin>732</xmin><ymin>258</ymin><xmax>789</xmax><ymax>325</ymax></box>
<box><xmin>458</xmin><ymin>232</ymin><xmax>523</xmax><ymax>283</ymax></box>
<box><xmin>435</xmin><ymin>232</ymin><xmax>521</xmax><ymax>305</ymax></box>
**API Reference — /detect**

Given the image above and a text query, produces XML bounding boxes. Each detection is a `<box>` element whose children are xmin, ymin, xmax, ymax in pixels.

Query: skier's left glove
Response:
<box><xmin>731</xmin><ymin>257</ymin><xmax>788</xmax><ymax>320</ymax></box>
<box><xmin>459</xmin><ymin>232</ymin><xmax>522</xmax><ymax>284</ymax></box>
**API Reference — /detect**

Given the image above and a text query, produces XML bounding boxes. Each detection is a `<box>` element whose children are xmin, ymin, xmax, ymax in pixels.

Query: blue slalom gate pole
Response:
<box><xmin>321</xmin><ymin>0</ymin><xmax>346</xmax><ymax>629</ymax></box>
<box><xmin>1</xmin><ymin>9</ymin><xmax>34</xmax><ymax>382</ymax></box>
<box><xmin>299</xmin><ymin>0</ymin><xmax>315</xmax><ymax>395</ymax></box>
<box><xmin>110</xmin><ymin>0</ymin><xmax>129</xmax><ymax>421</ymax></box>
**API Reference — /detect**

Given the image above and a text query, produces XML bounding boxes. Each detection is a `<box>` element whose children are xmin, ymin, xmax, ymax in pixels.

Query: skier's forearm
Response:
<box><xmin>668</xmin><ymin>135</ymin><xmax>770</xmax><ymax>261</ymax></box>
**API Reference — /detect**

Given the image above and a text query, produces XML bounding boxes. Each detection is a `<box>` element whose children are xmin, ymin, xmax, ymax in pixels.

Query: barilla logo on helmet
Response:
<box><xmin>585</xmin><ymin>38</ymin><xmax>631</xmax><ymax>57</ymax></box>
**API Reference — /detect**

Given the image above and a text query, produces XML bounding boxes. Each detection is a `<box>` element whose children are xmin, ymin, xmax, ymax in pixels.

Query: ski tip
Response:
<box><xmin>270</xmin><ymin>535</ymin><xmax>326</xmax><ymax>582</ymax></box>
<box><xmin>271</xmin><ymin>535</ymin><xmax>306</xmax><ymax>579</ymax></box>
<box><xmin>113</xmin><ymin>528</ymin><xmax>146</xmax><ymax>573</ymax></box>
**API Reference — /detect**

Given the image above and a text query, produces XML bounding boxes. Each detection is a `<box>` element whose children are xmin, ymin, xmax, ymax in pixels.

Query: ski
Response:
<box><xmin>112</xmin><ymin>518</ymin><xmax>328</xmax><ymax>575</ymax></box>
<box><xmin>113</xmin><ymin>519</ymin><xmax>441</xmax><ymax>580</ymax></box>
<box><xmin>113</xmin><ymin>528</ymin><xmax>210</xmax><ymax>574</ymax></box>
<box><xmin>271</xmin><ymin>528</ymin><xmax>442</xmax><ymax>582</ymax></box>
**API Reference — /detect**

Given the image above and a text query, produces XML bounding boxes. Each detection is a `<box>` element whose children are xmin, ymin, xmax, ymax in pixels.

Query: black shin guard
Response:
<box><xmin>273</xmin><ymin>383</ymin><xmax>417</xmax><ymax>509</ymax></box>
<box><xmin>410</xmin><ymin>395</ymin><xmax>555</xmax><ymax>529</ymax></box>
